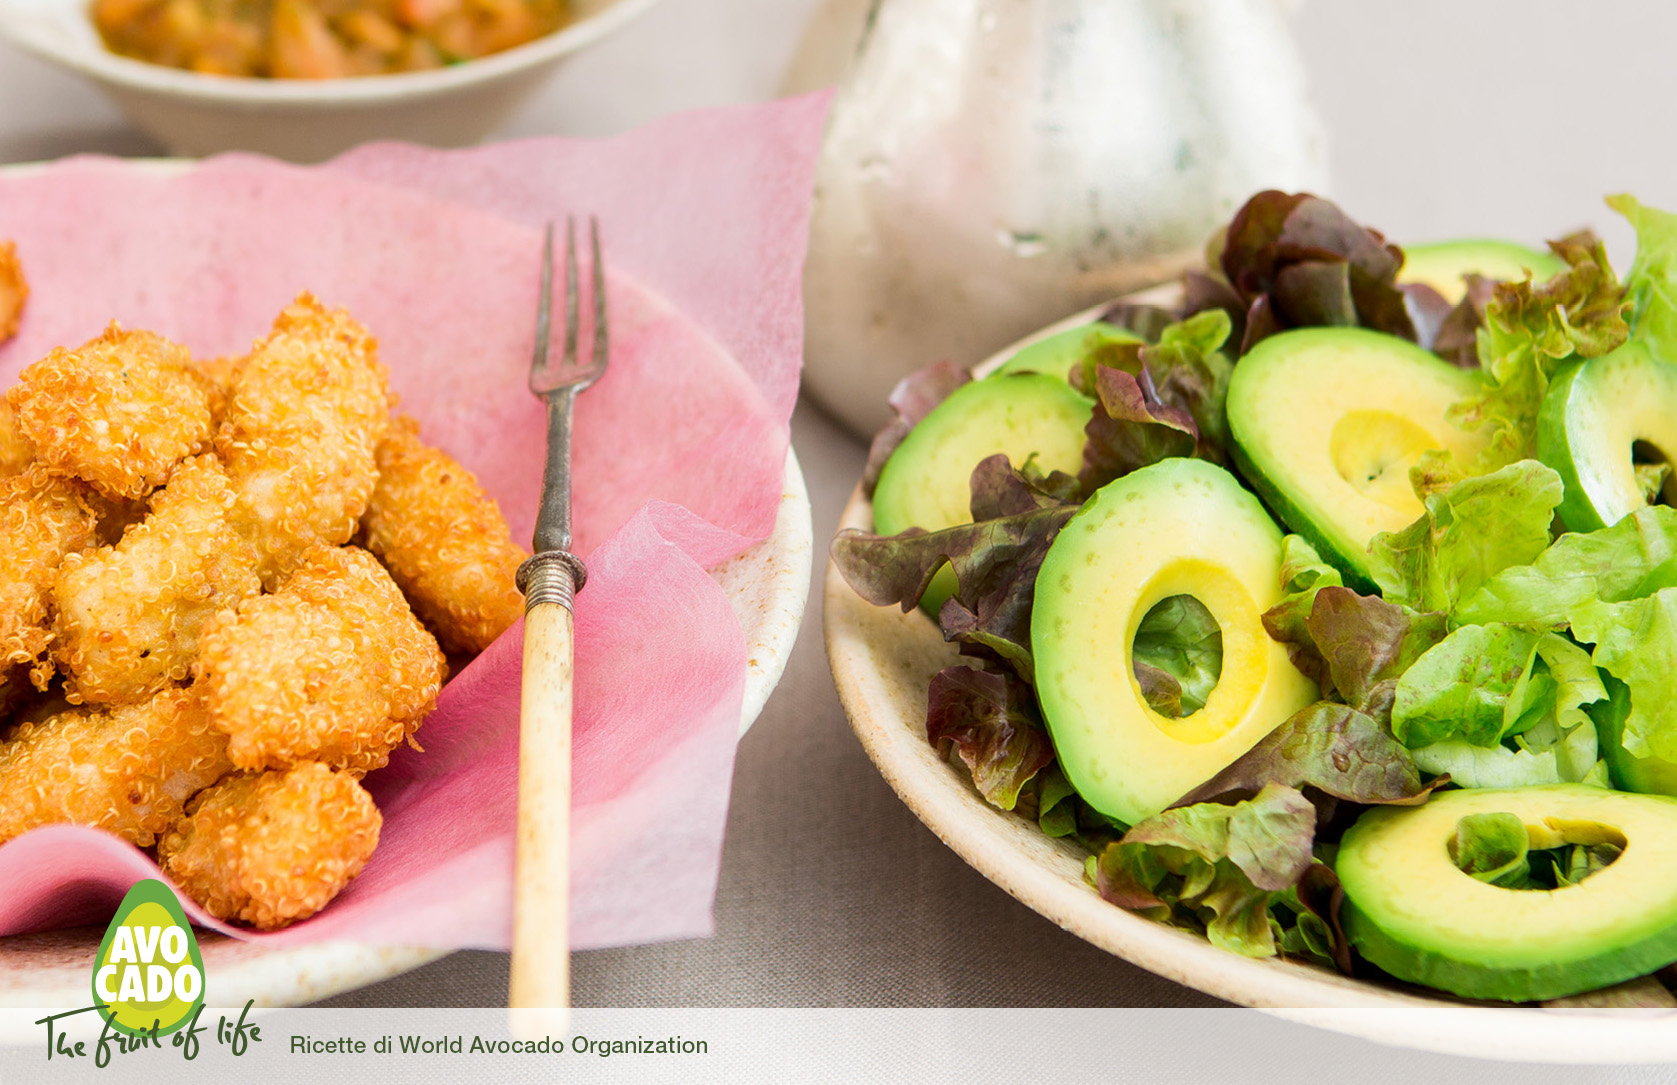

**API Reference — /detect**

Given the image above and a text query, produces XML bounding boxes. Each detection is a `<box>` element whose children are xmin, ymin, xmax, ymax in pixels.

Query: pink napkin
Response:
<box><xmin>0</xmin><ymin>93</ymin><xmax>827</xmax><ymax>951</ymax></box>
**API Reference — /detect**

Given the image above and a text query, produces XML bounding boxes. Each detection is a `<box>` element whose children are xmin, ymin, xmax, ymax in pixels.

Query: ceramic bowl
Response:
<box><xmin>0</xmin><ymin>0</ymin><xmax>660</xmax><ymax>161</ymax></box>
<box><xmin>822</xmin><ymin>302</ymin><xmax>1677</xmax><ymax>1062</ymax></box>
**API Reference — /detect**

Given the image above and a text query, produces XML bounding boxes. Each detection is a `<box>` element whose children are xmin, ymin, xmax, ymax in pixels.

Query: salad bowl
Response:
<box><xmin>823</xmin><ymin>293</ymin><xmax>1677</xmax><ymax>1062</ymax></box>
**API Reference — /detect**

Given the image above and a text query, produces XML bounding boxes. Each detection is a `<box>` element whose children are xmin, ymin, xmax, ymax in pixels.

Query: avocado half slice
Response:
<box><xmin>1338</xmin><ymin>784</ymin><xmax>1677</xmax><ymax>1001</ymax></box>
<box><xmin>1400</xmin><ymin>239</ymin><xmax>1566</xmax><ymax>302</ymax></box>
<box><xmin>991</xmin><ymin>321</ymin><xmax>1141</xmax><ymax>379</ymax></box>
<box><xmin>1537</xmin><ymin>340</ymin><xmax>1677</xmax><ymax>532</ymax></box>
<box><xmin>1030</xmin><ymin>458</ymin><xmax>1317</xmax><ymax>825</ymax></box>
<box><xmin>1226</xmin><ymin>327</ymin><xmax>1493</xmax><ymax>591</ymax></box>
<box><xmin>872</xmin><ymin>370</ymin><xmax>1093</xmax><ymax>614</ymax></box>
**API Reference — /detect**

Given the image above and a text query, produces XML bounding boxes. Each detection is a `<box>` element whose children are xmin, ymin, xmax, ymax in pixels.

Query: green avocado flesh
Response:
<box><xmin>1226</xmin><ymin>327</ymin><xmax>1493</xmax><ymax>591</ymax></box>
<box><xmin>872</xmin><ymin>371</ymin><xmax>1093</xmax><ymax>614</ymax></box>
<box><xmin>1338</xmin><ymin>785</ymin><xmax>1677</xmax><ymax>1001</ymax></box>
<box><xmin>991</xmin><ymin>322</ymin><xmax>1141</xmax><ymax>379</ymax></box>
<box><xmin>1030</xmin><ymin>458</ymin><xmax>1317</xmax><ymax>826</ymax></box>
<box><xmin>1400</xmin><ymin>239</ymin><xmax>1566</xmax><ymax>303</ymax></box>
<box><xmin>1537</xmin><ymin>340</ymin><xmax>1677</xmax><ymax>533</ymax></box>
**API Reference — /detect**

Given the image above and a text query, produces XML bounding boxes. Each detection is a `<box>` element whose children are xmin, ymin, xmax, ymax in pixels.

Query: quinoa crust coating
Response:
<box><xmin>217</xmin><ymin>294</ymin><xmax>390</xmax><ymax>588</ymax></box>
<box><xmin>157</xmin><ymin>762</ymin><xmax>380</xmax><ymax>930</ymax></box>
<box><xmin>0</xmin><ymin>686</ymin><xmax>232</xmax><ymax>847</ymax></box>
<box><xmin>0</xmin><ymin>466</ymin><xmax>100</xmax><ymax>697</ymax></box>
<box><xmin>0</xmin><ymin>399</ymin><xmax>33</xmax><ymax>478</ymax></box>
<box><xmin>7</xmin><ymin>325</ymin><xmax>213</xmax><ymax>499</ymax></box>
<box><xmin>54</xmin><ymin>455</ymin><xmax>262</xmax><ymax>705</ymax></box>
<box><xmin>361</xmin><ymin>416</ymin><xmax>527</xmax><ymax>654</ymax></box>
<box><xmin>196</xmin><ymin>544</ymin><xmax>445</xmax><ymax>775</ymax></box>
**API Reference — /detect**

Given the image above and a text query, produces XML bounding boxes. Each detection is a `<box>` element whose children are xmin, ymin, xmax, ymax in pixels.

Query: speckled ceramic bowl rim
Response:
<box><xmin>0</xmin><ymin>0</ymin><xmax>660</xmax><ymax>108</ymax></box>
<box><xmin>821</xmin><ymin>293</ymin><xmax>1677</xmax><ymax>1062</ymax></box>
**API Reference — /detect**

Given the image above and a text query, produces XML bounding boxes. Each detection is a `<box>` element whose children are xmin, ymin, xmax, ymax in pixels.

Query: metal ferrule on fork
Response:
<box><xmin>517</xmin><ymin>550</ymin><xmax>587</xmax><ymax>613</ymax></box>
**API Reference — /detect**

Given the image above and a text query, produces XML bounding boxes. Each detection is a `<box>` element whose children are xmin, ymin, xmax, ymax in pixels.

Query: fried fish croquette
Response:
<box><xmin>0</xmin><ymin>240</ymin><xmax>26</xmax><ymax>344</ymax></box>
<box><xmin>157</xmin><ymin>761</ymin><xmax>380</xmax><ymax>930</ymax></box>
<box><xmin>0</xmin><ymin>399</ymin><xmax>34</xmax><ymax>477</ymax></box>
<box><xmin>192</xmin><ymin>354</ymin><xmax>244</xmax><ymax>428</ymax></box>
<box><xmin>196</xmin><ymin>544</ymin><xmax>444</xmax><ymax>775</ymax></box>
<box><xmin>54</xmin><ymin>456</ymin><xmax>262</xmax><ymax>705</ymax></box>
<box><xmin>0</xmin><ymin>466</ymin><xmax>100</xmax><ymax>698</ymax></box>
<box><xmin>0</xmin><ymin>686</ymin><xmax>232</xmax><ymax>847</ymax></box>
<box><xmin>361</xmin><ymin>416</ymin><xmax>527</xmax><ymax>654</ymax></box>
<box><xmin>7</xmin><ymin>325</ymin><xmax>213</xmax><ymax>499</ymax></box>
<box><xmin>217</xmin><ymin>294</ymin><xmax>390</xmax><ymax>588</ymax></box>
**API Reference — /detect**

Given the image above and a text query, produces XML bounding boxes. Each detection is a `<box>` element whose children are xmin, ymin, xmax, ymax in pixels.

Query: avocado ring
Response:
<box><xmin>1338</xmin><ymin>784</ymin><xmax>1677</xmax><ymax>1001</ymax></box>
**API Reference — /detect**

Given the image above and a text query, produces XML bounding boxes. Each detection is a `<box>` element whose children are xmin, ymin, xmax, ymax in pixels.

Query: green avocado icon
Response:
<box><xmin>91</xmin><ymin>879</ymin><xmax>206</xmax><ymax>1037</ymax></box>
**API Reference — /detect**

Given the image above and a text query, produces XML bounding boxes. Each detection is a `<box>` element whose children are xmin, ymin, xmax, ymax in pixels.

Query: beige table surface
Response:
<box><xmin>6</xmin><ymin>0</ymin><xmax>1677</xmax><ymax>1012</ymax></box>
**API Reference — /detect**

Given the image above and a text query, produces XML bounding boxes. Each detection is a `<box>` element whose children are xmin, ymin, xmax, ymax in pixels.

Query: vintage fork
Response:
<box><xmin>510</xmin><ymin>216</ymin><xmax>608</xmax><ymax>1027</ymax></box>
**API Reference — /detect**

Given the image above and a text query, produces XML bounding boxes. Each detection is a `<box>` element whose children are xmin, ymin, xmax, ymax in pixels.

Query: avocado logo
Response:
<box><xmin>91</xmin><ymin>880</ymin><xmax>205</xmax><ymax>1038</ymax></box>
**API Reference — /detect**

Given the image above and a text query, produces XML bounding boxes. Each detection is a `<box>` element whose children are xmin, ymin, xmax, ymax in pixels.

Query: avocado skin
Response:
<box><xmin>1226</xmin><ymin>439</ymin><xmax>1380</xmax><ymax>595</ymax></box>
<box><xmin>1344</xmin><ymin>898</ymin><xmax>1677</xmax><ymax>1002</ymax></box>
<box><xmin>1536</xmin><ymin>357</ymin><xmax>1609</xmax><ymax>533</ymax></box>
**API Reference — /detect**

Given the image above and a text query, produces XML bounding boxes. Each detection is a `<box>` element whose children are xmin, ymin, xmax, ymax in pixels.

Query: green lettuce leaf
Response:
<box><xmin>1570</xmin><ymin>587</ymin><xmax>1677</xmax><ymax>762</ymax></box>
<box><xmin>1132</xmin><ymin>595</ymin><xmax>1223</xmax><ymax>718</ymax></box>
<box><xmin>1177</xmin><ymin>700</ymin><xmax>1438</xmax><ymax>808</ymax></box>
<box><xmin>1033</xmin><ymin>765</ymin><xmax>1080</xmax><ymax>838</ymax></box>
<box><xmin>1089</xmin><ymin>783</ymin><xmax>1319</xmax><ymax>958</ymax></box>
<box><xmin>1449</xmin><ymin>811</ymin><xmax>1621</xmax><ymax>893</ymax></box>
<box><xmin>1071</xmin><ymin>311</ymin><xmax>1233</xmax><ymax>491</ymax></box>
<box><xmin>1607</xmin><ymin>194</ymin><xmax>1677</xmax><ymax>355</ymax></box>
<box><xmin>1458</xmin><ymin>505</ymin><xmax>1677</xmax><ymax>628</ymax></box>
<box><xmin>1301</xmin><ymin>587</ymin><xmax>1449</xmax><ymax>718</ymax></box>
<box><xmin>1391</xmin><ymin>624</ymin><xmax>1541</xmax><ymax>748</ymax></box>
<box><xmin>1260</xmin><ymin>536</ymin><xmax>1345</xmax><ymax>688</ymax></box>
<box><xmin>1447</xmin><ymin>233</ymin><xmax>1629</xmax><ymax>468</ymax></box>
<box><xmin>1367</xmin><ymin>458</ymin><xmax>1563</xmax><ymax>614</ymax></box>
<box><xmin>925</xmin><ymin>666</ymin><xmax>1055</xmax><ymax>811</ymax></box>
<box><xmin>1406</xmin><ymin>633</ymin><xmax>1606</xmax><ymax>786</ymax></box>
<box><xmin>1453</xmin><ymin>812</ymin><xmax>1532</xmax><ymax>888</ymax></box>
<box><xmin>1273</xmin><ymin>864</ymin><xmax>1350</xmax><ymax>972</ymax></box>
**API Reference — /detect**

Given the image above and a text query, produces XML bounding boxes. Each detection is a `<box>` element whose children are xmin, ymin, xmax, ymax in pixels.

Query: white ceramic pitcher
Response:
<box><xmin>792</xmin><ymin>0</ymin><xmax>1329</xmax><ymax>436</ymax></box>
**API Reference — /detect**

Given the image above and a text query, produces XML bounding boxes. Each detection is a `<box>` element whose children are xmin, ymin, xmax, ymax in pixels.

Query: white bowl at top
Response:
<box><xmin>0</xmin><ymin>0</ymin><xmax>660</xmax><ymax>162</ymax></box>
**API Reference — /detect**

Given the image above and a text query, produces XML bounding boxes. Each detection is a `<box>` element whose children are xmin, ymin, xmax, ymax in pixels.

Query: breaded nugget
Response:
<box><xmin>0</xmin><ymin>399</ymin><xmax>34</xmax><ymax>477</ymax></box>
<box><xmin>157</xmin><ymin>762</ymin><xmax>380</xmax><ymax>930</ymax></box>
<box><xmin>7</xmin><ymin>324</ymin><xmax>212</xmax><ymax>499</ymax></box>
<box><xmin>361</xmin><ymin>416</ymin><xmax>527</xmax><ymax>654</ymax></box>
<box><xmin>217</xmin><ymin>294</ymin><xmax>390</xmax><ymax>588</ymax></box>
<box><xmin>54</xmin><ymin>456</ymin><xmax>261</xmax><ymax>705</ymax></box>
<box><xmin>191</xmin><ymin>354</ymin><xmax>244</xmax><ymax>428</ymax></box>
<box><xmin>0</xmin><ymin>240</ymin><xmax>26</xmax><ymax>344</ymax></box>
<box><xmin>196</xmin><ymin>544</ymin><xmax>444</xmax><ymax>775</ymax></box>
<box><xmin>0</xmin><ymin>466</ymin><xmax>99</xmax><ymax>699</ymax></box>
<box><xmin>0</xmin><ymin>686</ymin><xmax>231</xmax><ymax>847</ymax></box>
